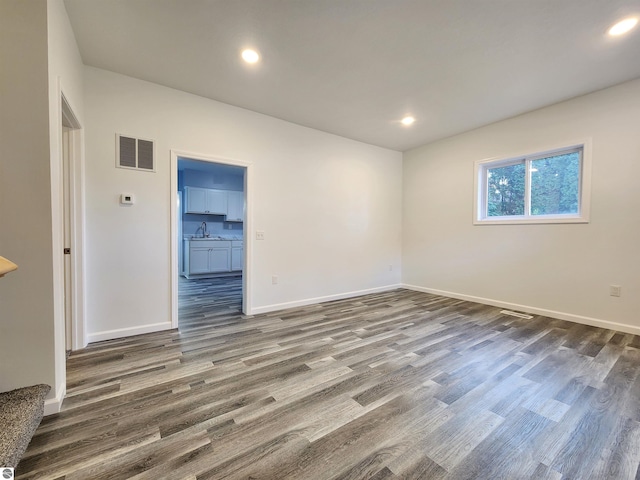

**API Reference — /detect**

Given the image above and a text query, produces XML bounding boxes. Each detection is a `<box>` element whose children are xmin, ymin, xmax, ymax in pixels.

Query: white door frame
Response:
<box><xmin>62</xmin><ymin>124</ymin><xmax>72</xmax><ymax>350</ymax></box>
<box><xmin>170</xmin><ymin>150</ymin><xmax>253</xmax><ymax>328</ymax></box>
<box><xmin>60</xmin><ymin>91</ymin><xmax>87</xmax><ymax>350</ymax></box>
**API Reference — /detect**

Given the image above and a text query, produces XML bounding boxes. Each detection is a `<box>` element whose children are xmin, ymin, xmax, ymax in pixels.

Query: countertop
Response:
<box><xmin>185</xmin><ymin>235</ymin><xmax>243</xmax><ymax>241</ymax></box>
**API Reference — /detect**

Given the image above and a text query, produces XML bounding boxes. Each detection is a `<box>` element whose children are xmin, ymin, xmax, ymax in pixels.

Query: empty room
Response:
<box><xmin>1</xmin><ymin>1</ymin><xmax>640</xmax><ymax>479</ymax></box>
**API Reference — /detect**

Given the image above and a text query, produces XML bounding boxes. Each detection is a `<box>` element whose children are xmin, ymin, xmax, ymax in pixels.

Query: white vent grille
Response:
<box><xmin>119</xmin><ymin>136</ymin><xmax>137</xmax><ymax>168</ymax></box>
<box><xmin>116</xmin><ymin>134</ymin><xmax>155</xmax><ymax>172</ymax></box>
<box><xmin>500</xmin><ymin>309</ymin><xmax>534</xmax><ymax>319</ymax></box>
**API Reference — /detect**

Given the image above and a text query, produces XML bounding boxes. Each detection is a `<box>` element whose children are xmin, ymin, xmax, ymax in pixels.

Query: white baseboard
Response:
<box><xmin>44</xmin><ymin>381</ymin><xmax>66</xmax><ymax>416</ymax></box>
<box><xmin>87</xmin><ymin>321</ymin><xmax>174</xmax><ymax>344</ymax></box>
<box><xmin>250</xmin><ymin>284</ymin><xmax>403</xmax><ymax>315</ymax></box>
<box><xmin>403</xmin><ymin>284</ymin><xmax>640</xmax><ymax>336</ymax></box>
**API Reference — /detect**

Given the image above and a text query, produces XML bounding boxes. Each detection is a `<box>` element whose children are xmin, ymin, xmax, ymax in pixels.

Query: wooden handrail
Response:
<box><xmin>0</xmin><ymin>256</ymin><xmax>18</xmax><ymax>277</ymax></box>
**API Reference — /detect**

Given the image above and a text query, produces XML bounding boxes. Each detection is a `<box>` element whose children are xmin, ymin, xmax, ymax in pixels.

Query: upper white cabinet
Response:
<box><xmin>185</xmin><ymin>186</ymin><xmax>206</xmax><ymax>213</ymax></box>
<box><xmin>185</xmin><ymin>187</ymin><xmax>227</xmax><ymax>215</ymax></box>
<box><xmin>184</xmin><ymin>187</ymin><xmax>243</xmax><ymax>220</ymax></box>
<box><xmin>226</xmin><ymin>191</ymin><xmax>244</xmax><ymax>222</ymax></box>
<box><xmin>207</xmin><ymin>190</ymin><xmax>227</xmax><ymax>214</ymax></box>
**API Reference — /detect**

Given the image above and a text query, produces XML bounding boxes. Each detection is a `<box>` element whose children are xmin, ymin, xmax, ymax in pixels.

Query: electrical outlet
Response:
<box><xmin>256</xmin><ymin>231</ymin><xmax>265</xmax><ymax>240</ymax></box>
<box><xmin>610</xmin><ymin>285</ymin><xmax>621</xmax><ymax>297</ymax></box>
<box><xmin>272</xmin><ymin>275</ymin><xmax>278</xmax><ymax>285</ymax></box>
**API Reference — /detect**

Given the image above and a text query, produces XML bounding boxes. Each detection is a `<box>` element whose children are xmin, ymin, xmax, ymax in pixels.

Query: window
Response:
<box><xmin>474</xmin><ymin>142</ymin><xmax>591</xmax><ymax>224</ymax></box>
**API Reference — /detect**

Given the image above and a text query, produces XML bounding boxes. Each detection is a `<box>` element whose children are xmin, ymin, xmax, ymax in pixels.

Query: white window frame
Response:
<box><xmin>474</xmin><ymin>139</ymin><xmax>592</xmax><ymax>225</ymax></box>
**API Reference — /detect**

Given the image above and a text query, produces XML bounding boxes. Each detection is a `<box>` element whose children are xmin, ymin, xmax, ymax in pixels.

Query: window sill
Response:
<box><xmin>474</xmin><ymin>215</ymin><xmax>589</xmax><ymax>225</ymax></box>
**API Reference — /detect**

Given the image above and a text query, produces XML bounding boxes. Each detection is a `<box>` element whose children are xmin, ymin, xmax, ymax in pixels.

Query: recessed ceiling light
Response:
<box><xmin>401</xmin><ymin>116</ymin><xmax>416</xmax><ymax>126</ymax></box>
<box><xmin>608</xmin><ymin>17</ymin><xmax>638</xmax><ymax>36</ymax></box>
<box><xmin>241</xmin><ymin>49</ymin><xmax>260</xmax><ymax>64</ymax></box>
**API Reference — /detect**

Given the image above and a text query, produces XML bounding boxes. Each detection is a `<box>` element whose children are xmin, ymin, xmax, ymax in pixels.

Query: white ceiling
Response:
<box><xmin>64</xmin><ymin>0</ymin><xmax>640</xmax><ymax>152</ymax></box>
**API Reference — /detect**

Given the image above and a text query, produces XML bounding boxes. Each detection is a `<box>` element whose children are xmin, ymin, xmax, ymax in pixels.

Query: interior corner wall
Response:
<box><xmin>0</xmin><ymin>0</ymin><xmax>57</xmax><ymax>393</ymax></box>
<box><xmin>46</xmin><ymin>0</ymin><xmax>85</xmax><ymax>408</ymax></box>
<box><xmin>84</xmin><ymin>67</ymin><xmax>402</xmax><ymax>340</ymax></box>
<box><xmin>403</xmin><ymin>78</ymin><xmax>640</xmax><ymax>333</ymax></box>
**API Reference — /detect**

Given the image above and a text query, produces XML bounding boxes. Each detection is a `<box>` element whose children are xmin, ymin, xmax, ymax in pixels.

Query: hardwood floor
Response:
<box><xmin>16</xmin><ymin>280</ymin><xmax>640</xmax><ymax>479</ymax></box>
<box><xmin>178</xmin><ymin>275</ymin><xmax>243</xmax><ymax>330</ymax></box>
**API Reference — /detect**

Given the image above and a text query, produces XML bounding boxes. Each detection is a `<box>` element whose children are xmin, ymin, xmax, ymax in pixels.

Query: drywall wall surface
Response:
<box><xmin>47</xmin><ymin>0</ymin><xmax>85</xmax><ymax>405</ymax></box>
<box><xmin>0</xmin><ymin>0</ymin><xmax>57</xmax><ymax>393</ymax></box>
<box><xmin>84</xmin><ymin>67</ymin><xmax>402</xmax><ymax>338</ymax></box>
<box><xmin>403</xmin><ymin>78</ymin><xmax>640</xmax><ymax>332</ymax></box>
<box><xmin>48</xmin><ymin>0</ymin><xmax>84</xmax><ymax>120</ymax></box>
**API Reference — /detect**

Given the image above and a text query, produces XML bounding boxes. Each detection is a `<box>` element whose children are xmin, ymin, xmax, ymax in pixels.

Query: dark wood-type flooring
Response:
<box><xmin>16</xmin><ymin>276</ymin><xmax>640</xmax><ymax>479</ymax></box>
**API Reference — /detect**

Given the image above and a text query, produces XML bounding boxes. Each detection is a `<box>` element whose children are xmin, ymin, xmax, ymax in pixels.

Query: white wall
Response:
<box><xmin>84</xmin><ymin>67</ymin><xmax>402</xmax><ymax>340</ymax></box>
<box><xmin>403</xmin><ymin>78</ymin><xmax>640</xmax><ymax>334</ymax></box>
<box><xmin>0</xmin><ymin>0</ymin><xmax>84</xmax><ymax>411</ymax></box>
<box><xmin>0</xmin><ymin>1</ymin><xmax>55</xmax><ymax>395</ymax></box>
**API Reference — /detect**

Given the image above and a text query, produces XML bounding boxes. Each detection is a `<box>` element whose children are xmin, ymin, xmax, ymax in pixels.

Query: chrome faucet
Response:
<box><xmin>201</xmin><ymin>221</ymin><xmax>207</xmax><ymax>238</ymax></box>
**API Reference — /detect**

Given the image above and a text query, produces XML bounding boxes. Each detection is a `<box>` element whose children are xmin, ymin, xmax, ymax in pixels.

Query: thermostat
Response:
<box><xmin>120</xmin><ymin>193</ymin><xmax>135</xmax><ymax>205</ymax></box>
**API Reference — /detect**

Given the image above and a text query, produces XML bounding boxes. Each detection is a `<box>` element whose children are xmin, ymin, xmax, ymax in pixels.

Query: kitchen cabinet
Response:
<box><xmin>185</xmin><ymin>187</ymin><xmax>227</xmax><ymax>215</ymax></box>
<box><xmin>185</xmin><ymin>240</ymin><xmax>231</xmax><ymax>276</ymax></box>
<box><xmin>231</xmin><ymin>241</ymin><xmax>244</xmax><ymax>271</ymax></box>
<box><xmin>188</xmin><ymin>246</ymin><xmax>211</xmax><ymax>274</ymax></box>
<box><xmin>226</xmin><ymin>191</ymin><xmax>244</xmax><ymax>222</ymax></box>
<box><xmin>184</xmin><ymin>239</ymin><xmax>243</xmax><ymax>278</ymax></box>
<box><xmin>185</xmin><ymin>187</ymin><xmax>206</xmax><ymax>213</ymax></box>
<box><xmin>209</xmin><ymin>244</ymin><xmax>231</xmax><ymax>272</ymax></box>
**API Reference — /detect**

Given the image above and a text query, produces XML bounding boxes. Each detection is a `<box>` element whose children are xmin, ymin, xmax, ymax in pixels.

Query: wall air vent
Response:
<box><xmin>116</xmin><ymin>134</ymin><xmax>155</xmax><ymax>172</ymax></box>
<box><xmin>500</xmin><ymin>309</ymin><xmax>534</xmax><ymax>320</ymax></box>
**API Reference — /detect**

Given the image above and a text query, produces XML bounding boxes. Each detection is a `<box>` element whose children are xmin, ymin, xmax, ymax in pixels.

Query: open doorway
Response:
<box><xmin>170</xmin><ymin>152</ymin><xmax>252</xmax><ymax>330</ymax></box>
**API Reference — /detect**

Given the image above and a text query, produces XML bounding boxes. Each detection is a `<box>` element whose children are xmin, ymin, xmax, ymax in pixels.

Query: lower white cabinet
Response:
<box><xmin>184</xmin><ymin>240</ymin><xmax>243</xmax><ymax>277</ymax></box>
<box><xmin>231</xmin><ymin>241</ymin><xmax>244</xmax><ymax>271</ymax></box>
<box><xmin>208</xmin><ymin>244</ymin><xmax>231</xmax><ymax>272</ymax></box>
<box><xmin>188</xmin><ymin>246</ymin><xmax>212</xmax><ymax>274</ymax></box>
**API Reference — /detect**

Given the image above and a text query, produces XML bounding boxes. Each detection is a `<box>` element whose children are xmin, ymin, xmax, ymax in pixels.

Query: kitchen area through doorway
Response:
<box><xmin>177</xmin><ymin>157</ymin><xmax>245</xmax><ymax>329</ymax></box>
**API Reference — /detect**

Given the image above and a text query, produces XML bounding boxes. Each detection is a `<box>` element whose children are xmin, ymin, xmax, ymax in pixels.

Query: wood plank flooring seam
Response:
<box><xmin>16</xmin><ymin>277</ymin><xmax>640</xmax><ymax>480</ymax></box>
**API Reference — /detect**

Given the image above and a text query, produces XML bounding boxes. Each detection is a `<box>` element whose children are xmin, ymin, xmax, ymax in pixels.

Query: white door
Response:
<box><xmin>62</xmin><ymin>126</ymin><xmax>72</xmax><ymax>350</ymax></box>
<box><xmin>61</xmin><ymin>93</ymin><xmax>84</xmax><ymax>351</ymax></box>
